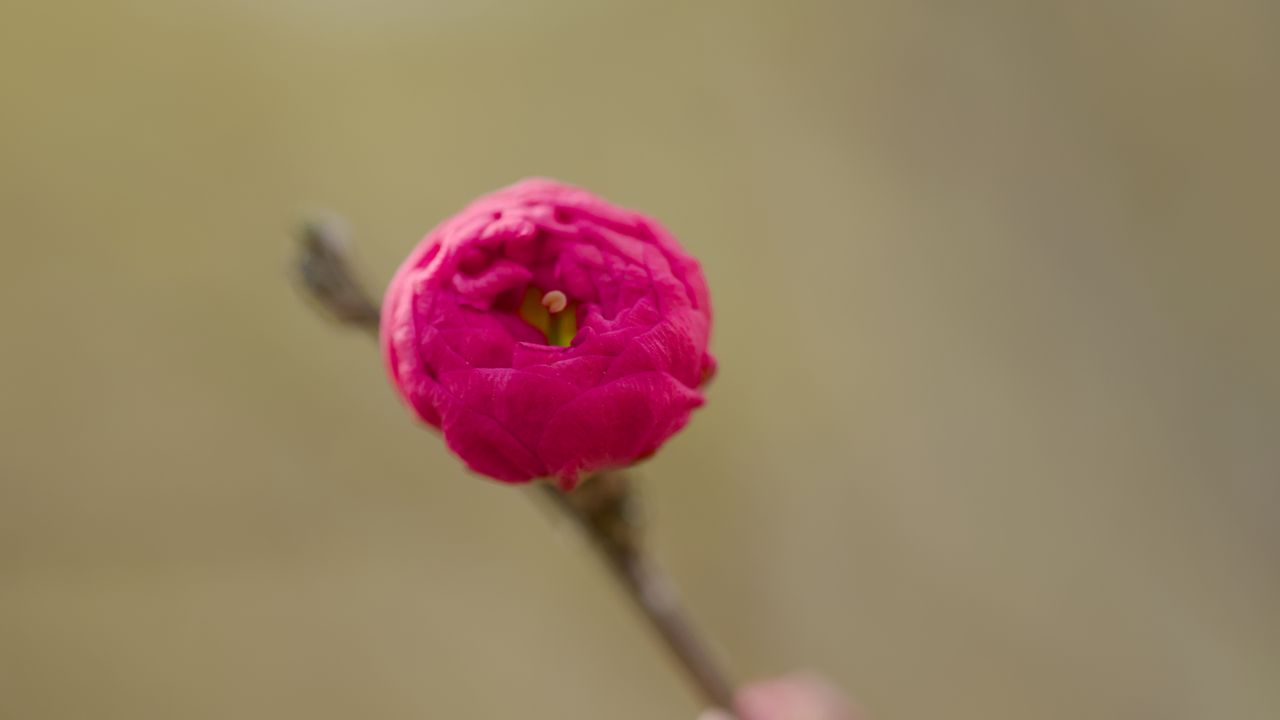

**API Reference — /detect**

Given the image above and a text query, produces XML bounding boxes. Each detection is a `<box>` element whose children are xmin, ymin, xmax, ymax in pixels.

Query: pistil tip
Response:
<box><xmin>541</xmin><ymin>290</ymin><xmax>568</xmax><ymax>314</ymax></box>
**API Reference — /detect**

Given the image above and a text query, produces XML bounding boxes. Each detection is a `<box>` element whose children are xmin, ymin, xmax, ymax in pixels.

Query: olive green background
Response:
<box><xmin>2</xmin><ymin>1</ymin><xmax>1277</xmax><ymax>719</ymax></box>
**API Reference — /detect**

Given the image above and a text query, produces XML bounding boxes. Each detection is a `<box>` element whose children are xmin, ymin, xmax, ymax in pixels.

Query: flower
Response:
<box><xmin>703</xmin><ymin>674</ymin><xmax>859</xmax><ymax>720</ymax></box>
<box><xmin>381</xmin><ymin>178</ymin><xmax>715</xmax><ymax>487</ymax></box>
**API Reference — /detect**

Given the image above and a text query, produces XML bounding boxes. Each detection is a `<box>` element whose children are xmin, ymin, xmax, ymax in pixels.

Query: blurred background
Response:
<box><xmin>2</xmin><ymin>1</ymin><xmax>1278</xmax><ymax>718</ymax></box>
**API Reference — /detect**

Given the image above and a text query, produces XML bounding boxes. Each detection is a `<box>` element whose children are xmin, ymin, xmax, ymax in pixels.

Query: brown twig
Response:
<box><xmin>295</xmin><ymin>218</ymin><xmax>381</xmax><ymax>335</ymax></box>
<box><xmin>292</xmin><ymin>222</ymin><xmax>738</xmax><ymax>715</ymax></box>
<box><xmin>536</xmin><ymin>475</ymin><xmax>736</xmax><ymax>711</ymax></box>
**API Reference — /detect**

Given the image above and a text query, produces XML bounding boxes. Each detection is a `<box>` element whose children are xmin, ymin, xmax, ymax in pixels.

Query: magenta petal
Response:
<box><xmin>538</xmin><ymin>372</ymin><xmax>704</xmax><ymax>484</ymax></box>
<box><xmin>518</xmin><ymin>354</ymin><xmax>614</xmax><ymax>390</ymax></box>
<box><xmin>605</xmin><ymin>315</ymin><xmax>706</xmax><ymax>387</ymax></box>
<box><xmin>440</xmin><ymin>409</ymin><xmax>543</xmax><ymax>482</ymax></box>
<box><xmin>452</xmin><ymin>259</ymin><xmax>531</xmax><ymax>306</ymax></box>
<box><xmin>439</xmin><ymin>369</ymin><xmax>579</xmax><ymax>460</ymax></box>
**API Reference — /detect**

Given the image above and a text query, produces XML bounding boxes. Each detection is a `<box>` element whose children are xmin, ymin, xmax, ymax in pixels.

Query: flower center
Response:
<box><xmin>518</xmin><ymin>287</ymin><xmax>577</xmax><ymax>347</ymax></box>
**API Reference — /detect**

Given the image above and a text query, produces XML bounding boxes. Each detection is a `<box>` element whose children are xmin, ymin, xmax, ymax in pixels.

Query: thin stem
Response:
<box><xmin>538</xmin><ymin>477</ymin><xmax>737</xmax><ymax>713</ymax></box>
<box><xmin>293</xmin><ymin>222</ymin><xmax>737</xmax><ymax>715</ymax></box>
<box><xmin>295</xmin><ymin>219</ymin><xmax>381</xmax><ymax>336</ymax></box>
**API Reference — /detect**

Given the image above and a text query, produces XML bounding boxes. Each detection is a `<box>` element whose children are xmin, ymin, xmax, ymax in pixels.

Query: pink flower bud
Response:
<box><xmin>380</xmin><ymin>178</ymin><xmax>715</xmax><ymax>488</ymax></box>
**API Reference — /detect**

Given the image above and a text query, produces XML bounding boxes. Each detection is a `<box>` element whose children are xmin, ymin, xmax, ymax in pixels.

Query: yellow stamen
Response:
<box><xmin>548</xmin><ymin>300</ymin><xmax>577</xmax><ymax>347</ymax></box>
<box><xmin>518</xmin><ymin>286</ymin><xmax>551</xmax><ymax>337</ymax></box>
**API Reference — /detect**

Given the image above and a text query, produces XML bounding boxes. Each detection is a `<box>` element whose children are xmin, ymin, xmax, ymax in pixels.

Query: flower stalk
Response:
<box><xmin>536</xmin><ymin>473</ymin><xmax>736</xmax><ymax>711</ymax></box>
<box><xmin>293</xmin><ymin>220</ymin><xmax>736</xmax><ymax>715</ymax></box>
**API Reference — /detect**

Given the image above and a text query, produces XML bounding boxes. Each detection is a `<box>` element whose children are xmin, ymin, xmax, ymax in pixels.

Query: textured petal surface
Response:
<box><xmin>380</xmin><ymin>178</ymin><xmax>715</xmax><ymax>485</ymax></box>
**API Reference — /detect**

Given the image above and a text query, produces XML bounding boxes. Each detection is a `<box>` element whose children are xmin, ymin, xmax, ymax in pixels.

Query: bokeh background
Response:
<box><xmin>2</xmin><ymin>1</ymin><xmax>1278</xmax><ymax>718</ymax></box>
